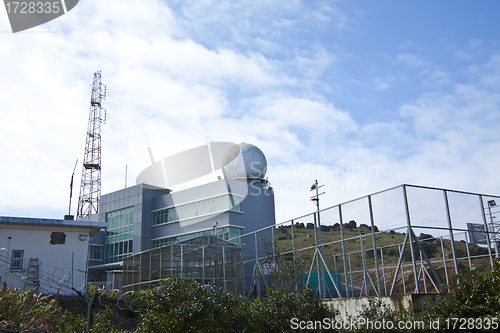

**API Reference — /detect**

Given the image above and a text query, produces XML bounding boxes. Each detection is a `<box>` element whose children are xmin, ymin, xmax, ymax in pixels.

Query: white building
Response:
<box><xmin>0</xmin><ymin>216</ymin><xmax>105</xmax><ymax>295</ymax></box>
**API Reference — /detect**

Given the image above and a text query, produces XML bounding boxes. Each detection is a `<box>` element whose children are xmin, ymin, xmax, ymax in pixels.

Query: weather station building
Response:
<box><xmin>88</xmin><ymin>142</ymin><xmax>276</xmax><ymax>294</ymax></box>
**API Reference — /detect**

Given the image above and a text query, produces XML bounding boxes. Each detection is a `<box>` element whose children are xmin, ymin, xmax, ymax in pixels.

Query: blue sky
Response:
<box><xmin>0</xmin><ymin>0</ymin><xmax>499</xmax><ymax>223</ymax></box>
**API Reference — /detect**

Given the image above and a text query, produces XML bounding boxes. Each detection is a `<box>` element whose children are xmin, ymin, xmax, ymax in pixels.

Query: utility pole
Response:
<box><xmin>310</xmin><ymin>180</ymin><xmax>327</xmax><ymax>298</ymax></box>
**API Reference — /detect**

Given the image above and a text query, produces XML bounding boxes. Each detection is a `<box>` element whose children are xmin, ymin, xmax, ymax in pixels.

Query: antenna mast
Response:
<box><xmin>76</xmin><ymin>71</ymin><xmax>106</xmax><ymax>220</ymax></box>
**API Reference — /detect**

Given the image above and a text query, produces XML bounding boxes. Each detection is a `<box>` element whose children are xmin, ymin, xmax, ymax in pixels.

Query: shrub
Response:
<box><xmin>135</xmin><ymin>278</ymin><xmax>248</xmax><ymax>333</ymax></box>
<box><xmin>248</xmin><ymin>288</ymin><xmax>337</xmax><ymax>333</ymax></box>
<box><xmin>0</xmin><ymin>284</ymin><xmax>85</xmax><ymax>332</ymax></box>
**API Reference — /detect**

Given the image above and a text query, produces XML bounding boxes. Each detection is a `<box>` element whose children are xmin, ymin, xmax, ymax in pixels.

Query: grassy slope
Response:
<box><xmin>275</xmin><ymin>225</ymin><xmax>491</xmax><ymax>294</ymax></box>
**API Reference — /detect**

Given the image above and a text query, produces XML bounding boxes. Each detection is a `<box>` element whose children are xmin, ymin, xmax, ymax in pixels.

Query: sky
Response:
<box><xmin>0</xmin><ymin>0</ymin><xmax>499</xmax><ymax>224</ymax></box>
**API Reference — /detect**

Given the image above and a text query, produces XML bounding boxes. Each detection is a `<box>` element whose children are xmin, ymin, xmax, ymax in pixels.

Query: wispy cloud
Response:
<box><xmin>394</xmin><ymin>53</ymin><xmax>427</xmax><ymax>66</ymax></box>
<box><xmin>0</xmin><ymin>0</ymin><xmax>499</xmax><ymax>223</ymax></box>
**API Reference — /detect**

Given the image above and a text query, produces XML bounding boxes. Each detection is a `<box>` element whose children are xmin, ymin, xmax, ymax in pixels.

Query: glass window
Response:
<box><xmin>11</xmin><ymin>250</ymin><xmax>23</xmax><ymax>269</ymax></box>
<box><xmin>89</xmin><ymin>245</ymin><xmax>102</xmax><ymax>260</ymax></box>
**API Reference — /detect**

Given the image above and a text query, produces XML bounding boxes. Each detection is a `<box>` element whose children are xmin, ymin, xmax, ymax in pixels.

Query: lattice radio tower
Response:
<box><xmin>76</xmin><ymin>71</ymin><xmax>106</xmax><ymax>219</ymax></box>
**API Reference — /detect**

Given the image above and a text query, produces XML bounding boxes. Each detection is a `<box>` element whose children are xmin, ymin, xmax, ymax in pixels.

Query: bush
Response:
<box><xmin>426</xmin><ymin>262</ymin><xmax>500</xmax><ymax>319</ymax></box>
<box><xmin>350</xmin><ymin>261</ymin><xmax>500</xmax><ymax>332</ymax></box>
<box><xmin>135</xmin><ymin>279</ymin><xmax>248</xmax><ymax>333</ymax></box>
<box><xmin>0</xmin><ymin>284</ymin><xmax>85</xmax><ymax>332</ymax></box>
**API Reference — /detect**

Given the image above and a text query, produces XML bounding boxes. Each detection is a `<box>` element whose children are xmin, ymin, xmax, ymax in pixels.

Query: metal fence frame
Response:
<box><xmin>233</xmin><ymin>184</ymin><xmax>500</xmax><ymax>299</ymax></box>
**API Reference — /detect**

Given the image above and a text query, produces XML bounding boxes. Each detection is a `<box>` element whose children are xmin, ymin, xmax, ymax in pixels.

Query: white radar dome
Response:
<box><xmin>222</xmin><ymin>143</ymin><xmax>267</xmax><ymax>180</ymax></box>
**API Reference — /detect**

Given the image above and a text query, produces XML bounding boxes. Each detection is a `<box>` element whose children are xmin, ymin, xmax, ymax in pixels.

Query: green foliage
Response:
<box><xmin>247</xmin><ymin>288</ymin><xmax>337</xmax><ymax>333</ymax></box>
<box><xmin>348</xmin><ymin>262</ymin><xmax>500</xmax><ymax>333</ymax></box>
<box><xmin>135</xmin><ymin>278</ymin><xmax>249</xmax><ymax>333</ymax></box>
<box><xmin>0</xmin><ymin>284</ymin><xmax>85</xmax><ymax>332</ymax></box>
<box><xmin>133</xmin><ymin>277</ymin><xmax>337</xmax><ymax>333</ymax></box>
<box><xmin>426</xmin><ymin>261</ymin><xmax>500</xmax><ymax>319</ymax></box>
<box><xmin>91</xmin><ymin>308</ymin><xmax>123</xmax><ymax>333</ymax></box>
<box><xmin>357</xmin><ymin>298</ymin><xmax>401</xmax><ymax>332</ymax></box>
<box><xmin>259</xmin><ymin>241</ymin><xmax>305</xmax><ymax>292</ymax></box>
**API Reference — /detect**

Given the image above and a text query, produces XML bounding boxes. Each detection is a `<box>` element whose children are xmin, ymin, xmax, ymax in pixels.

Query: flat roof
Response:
<box><xmin>0</xmin><ymin>216</ymin><xmax>107</xmax><ymax>229</ymax></box>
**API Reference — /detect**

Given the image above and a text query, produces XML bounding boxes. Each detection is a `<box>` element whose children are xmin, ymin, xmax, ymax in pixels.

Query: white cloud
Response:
<box><xmin>454</xmin><ymin>50</ymin><xmax>472</xmax><ymax>60</ymax></box>
<box><xmin>469</xmin><ymin>39</ymin><xmax>484</xmax><ymax>49</ymax></box>
<box><xmin>0</xmin><ymin>0</ymin><xmax>499</xmax><ymax>226</ymax></box>
<box><xmin>394</xmin><ymin>53</ymin><xmax>427</xmax><ymax>67</ymax></box>
<box><xmin>420</xmin><ymin>70</ymin><xmax>451</xmax><ymax>88</ymax></box>
<box><xmin>371</xmin><ymin>76</ymin><xmax>395</xmax><ymax>92</ymax></box>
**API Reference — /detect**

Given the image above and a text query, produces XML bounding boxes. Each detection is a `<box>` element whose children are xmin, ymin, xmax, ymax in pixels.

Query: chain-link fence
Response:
<box><xmin>239</xmin><ymin>184</ymin><xmax>500</xmax><ymax>299</ymax></box>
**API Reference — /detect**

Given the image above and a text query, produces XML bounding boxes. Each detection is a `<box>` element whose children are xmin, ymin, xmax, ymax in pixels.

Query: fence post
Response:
<box><xmin>479</xmin><ymin>195</ymin><xmax>494</xmax><ymax>268</ymax></box>
<box><xmin>443</xmin><ymin>190</ymin><xmax>459</xmax><ymax>275</ymax></box>
<box><xmin>339</xmin><ymin>205</ymin><xmax>350</xmax><ymax>297</ymax></box>
<box><xmin>403</xmin><ymin>185</ymin><xmax>420</xmax><ymax>294</ymax></box>
<box><xmin>368</xmin><ymin>195</ymin><xmax>382</xmax><ymax>296</ymax></box>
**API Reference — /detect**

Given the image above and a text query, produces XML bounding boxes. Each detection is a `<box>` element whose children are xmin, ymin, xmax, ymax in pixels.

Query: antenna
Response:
<box><xmin>64</xmin><ymin>159</ymin><xmax>78</xmax><ymax>220</ymax></box>
<box><xmin>76</xmin><ymin>71</ymin><xmax>107</xmax><ymax>220</ymax></box>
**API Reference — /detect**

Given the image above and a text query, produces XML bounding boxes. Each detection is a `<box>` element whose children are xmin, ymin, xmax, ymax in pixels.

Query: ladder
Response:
<box><xmin>24</xmin><ymin>258</ymin><xmax>39</xmax><ymax>291</ymax></box>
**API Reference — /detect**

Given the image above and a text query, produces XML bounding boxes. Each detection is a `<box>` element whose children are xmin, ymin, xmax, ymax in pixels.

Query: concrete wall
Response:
<box><xmin>0</xmin><ymin>224</ymin><xmax>94</xmax><ymax>295</ymax></box>
<box><xmin>323</xmin><ymin>294</ymin><xmax>442</xmax><ymax>321</ymax></box>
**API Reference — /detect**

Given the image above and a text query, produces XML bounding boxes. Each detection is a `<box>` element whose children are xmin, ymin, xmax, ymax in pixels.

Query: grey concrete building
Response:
<box><xmin>88</xmin><ymin>143</ymin><xmax>275</xmax><ymax>293</ymax></box>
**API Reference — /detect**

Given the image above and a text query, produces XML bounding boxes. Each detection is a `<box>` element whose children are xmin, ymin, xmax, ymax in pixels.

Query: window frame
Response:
<box><xmin>10</xmin><ymin>250</ymin><xmax>24</xmax><ymax>270</ymax></box>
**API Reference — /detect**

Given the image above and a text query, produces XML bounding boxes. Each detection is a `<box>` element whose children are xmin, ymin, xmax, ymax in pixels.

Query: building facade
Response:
<box><xmin>0</xmin><ymin>216</ymin><xmax>105</xmax><ymax>295</ymax></box>
<box><xmin>89</xmin><ymin>143</ymin><xmax>276</xmax><ymax>293</ymax></box>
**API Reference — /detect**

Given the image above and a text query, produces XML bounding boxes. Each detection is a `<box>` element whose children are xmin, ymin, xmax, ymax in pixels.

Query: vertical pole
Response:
<box><xmin>443</xmin><ymin>190</ymin><xmax>459</xmax><ymax>275</ymax></box>
<box><xmin>223</xmin><ymin>247</ymin><xmax>226</xmax><ymax>291</ymax></box>
<box><xmin>380</xmin><ymin>248</ymin><xmax>387</xmax><ymax>295</ymax></box>
<box><xmin>359</xmin><ymin>232</ymin><xmax>370</xmax><ymax>296</ymax></box>
<box><xmin>149</xmin><ymin>250</ymin><xmax>152</xmax><ymax>289</ymax></box>
<box><xmin>368</xmin><ymin>195</ymin><xmax>381</xmax><ymax>296</ymax></box>
<box><xmin>291</xmin><ymin>220</ymin><xmax>296</xmax><ymax>261</ymax></box>
<box><xmin>420</xmin><ymin>250</ymin><xmax>427</xmax><ymax>293</ymax></box>
<box><xmin>441</xmin><ymin>237</ymin><xmax>450</xmax><ymax>288</ymax></box>
<box><xmin>339</xmin><ymin>205</ymin><xmax>349</xmax><ymax>297</ymax></box>
<box><xmin>317</xmin><ymin>211</ymin><xmax>327</xmax><ymax>299</ymax></box>
<box><xmin>465</xmin><ymin>232</ymin><xmax>472</xmax><ymax>269</ymax></box>
<box><xmin>402</xmin><ymin>185</ymin><xmax>420</xmax><ymax>294</ymax></box>
<box><xmin>272</xmin><ymin>225</ymin><xmax>276</xmax><ymax>246</ymax></box>
<box><xmin>479</xmin><ymin>195</ymin><xmax>494</xmax><ymax>268</ymax></box>
<box><xmin>313</xmin><ymin>213</ymin><xmax>323</xmax><ymax>298</ymax></box>
<box><xmin>255</xmin><ymin>232</ymin><xmax>258</xmax><ymax>261</ymax></box>
<box><xmin>202</xmin><ymin>247</ymin><xmax>205</xmax><ymax>284</ymax></box>
<box><xmin>488</xmin><ymin>204</ymin><xmax>499</xmax><ymax>258</ymax></box>
<box><xmin>398</xmin><ymin>243</ymin><xmax>407</xmax><ymax>294</ymax></box>
<box><xmin>334</xmin><ymin>255</ymin><xmax>337</xmax><ymax>272</ymax></box>
<box><xmin>254</xmin><ymin>232</ymin><xmax>259</xmax><ymax>298</ymax></box>
<box><xmin>170</xmin><ymin>245</ymin><xmax>173</xmax><ymax>276</ymax></box>
<box><xmin>159</xmin><ymin>247</ymin><xmax>162</xmax><ymax>280</ymax></box>
<box><xmin>180</xmin><ymin>244</ymin><xmax>183</xmax><ymax>279</ymax></box>
<box><xmin>348</xmin><ymin>253</ymin><xmax>353</xmax><ymax>296</ymax></box>
<box><xmin>139</xmin><ymin>252</ymin><xmax>142</xmax><ymax>290</ymax></box>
